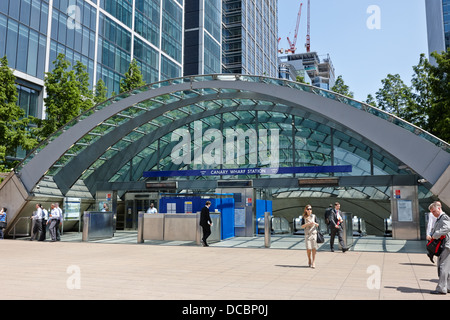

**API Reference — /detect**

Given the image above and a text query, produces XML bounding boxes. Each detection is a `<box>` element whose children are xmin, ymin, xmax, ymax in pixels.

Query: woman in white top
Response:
<box><xmin>301</xmin><ymin>205</ymin><xmax>319</xmax><ymax>268</ymax></box>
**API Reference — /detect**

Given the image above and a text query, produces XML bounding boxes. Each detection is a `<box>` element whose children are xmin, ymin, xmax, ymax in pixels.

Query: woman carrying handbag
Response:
<box><xmin>301</xmin><ymin>205</ymin><xmax>319</xmax><ymax>268</ymax></box>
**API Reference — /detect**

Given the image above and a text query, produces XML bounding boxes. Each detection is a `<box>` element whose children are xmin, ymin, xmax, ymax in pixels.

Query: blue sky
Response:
<box><xmin>277</xmin><ymin>0</ymin><xmax>429</xmax><ymax>101</ymax></box>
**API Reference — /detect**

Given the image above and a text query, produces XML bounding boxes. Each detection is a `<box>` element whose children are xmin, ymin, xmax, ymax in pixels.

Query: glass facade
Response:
<box><xmin>444</xmin><ymin>0</ymin><xmax>450</xmax><ymax>50</ymax></box>
<box><xmin>0</xmin><ymin>0</ymin><xmax>184</xmax><ymax>106</ymax></box>
<box><xmin>222</xmin><ymin>0</ymin><xmax>278</xmax><ymax>77</ymax></box>
<box><xmin>184</xmin><ymin>0</ymin><xmax>222</xmax><ymax>75</ymax></box>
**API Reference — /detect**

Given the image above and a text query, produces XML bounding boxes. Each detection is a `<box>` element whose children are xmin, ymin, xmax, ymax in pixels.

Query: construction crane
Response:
<box><xmin>286</xmin><ymin>2</ymin><xmax>303</xmax><ymax>54</ymax></box>
<box><xmin>305</xmin><ymin>0</ymin><xmax>310</xmax><ymax>52</ymax></box>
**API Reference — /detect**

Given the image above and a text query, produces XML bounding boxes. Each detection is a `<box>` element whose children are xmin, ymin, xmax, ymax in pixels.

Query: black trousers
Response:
<box><xmin>330</xmin><ymin>226</ymin><xmax>345</xmax><ymax>250</ymax></box>
<box><xmin>201</xmin><ymin>224</ymin><xmax>211</xmax><ymax>244</ymax></box>
<box><xmin>31</xmin><ymin>219</ymin><xmax>42</xmax><ymax>240</ymax></box>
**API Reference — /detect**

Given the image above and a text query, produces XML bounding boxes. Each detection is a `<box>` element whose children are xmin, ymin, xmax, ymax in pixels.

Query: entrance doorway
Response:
<box><xmin>123</xmin><ymin>193</ymin><xmax>158</xmax><ymax>230</ymax></box>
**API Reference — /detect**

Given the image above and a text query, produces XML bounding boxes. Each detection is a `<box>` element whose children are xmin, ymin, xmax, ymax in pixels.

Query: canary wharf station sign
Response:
<box><xmin>143</xmin><ymin>165</ymin><xmax>352</xmax><ymax>178</ymax></box>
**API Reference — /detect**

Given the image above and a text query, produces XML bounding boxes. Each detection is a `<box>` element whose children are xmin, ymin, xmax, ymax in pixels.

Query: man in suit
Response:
<box><xmin>429</xmin><ymin>201</ymin><xmax>450</xmax><ymax>295</ymax></box>
<box><xmin>328</xmin><ymin>202</ymin><xmax>348</xmax><ymax>252</ymax></box>
<box><xmin>200</xmin><ymin>201</ymin><xmax>212</xmax><ymax>247</ymax></box>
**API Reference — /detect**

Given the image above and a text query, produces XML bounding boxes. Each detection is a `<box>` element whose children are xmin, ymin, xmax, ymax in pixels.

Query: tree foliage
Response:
<box><xmin>331</xmin><ymin>75</ymin><xmax>354</xmax><ymax>98</ymax></box>
<box><xmin>36</xmin><ymin>53</ymin><xmax>93</xmax><ymax>139</ymax></box>
<box><xmin>426</xmin><ymin>51</ymin><xmax>450</xmax><ymax>142</ymax></box>
<box><xmin>94</xmin><ymin>78</ymin><xmax>108</xmax><ymax>104</ymax></box>
<box><xmin>0</xmin><ymin>56</ymin><xmax>38</xmax><ymax>171</ymax></box>
<box><xmin>119</xmin><ymin>59</ymin><xmax>146</xmax><ymax>93</ymax></box>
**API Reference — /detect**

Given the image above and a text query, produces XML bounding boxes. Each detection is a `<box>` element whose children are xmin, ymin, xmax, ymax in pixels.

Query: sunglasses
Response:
<box><xmin>306</xmin><ymin>208</ymin><xmax>312</xmax><ymax>210</ymax></box>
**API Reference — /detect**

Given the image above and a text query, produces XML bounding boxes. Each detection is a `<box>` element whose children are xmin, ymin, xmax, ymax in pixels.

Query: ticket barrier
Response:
<box><xmin>82</xmin><ymin>211</ymin><xmax>114</xmax><ymax>241</ymax></box>
<box><xmin>137</xmin><ymin>212</ymin><xmax>221</xmax><ymax>244</ymax></box>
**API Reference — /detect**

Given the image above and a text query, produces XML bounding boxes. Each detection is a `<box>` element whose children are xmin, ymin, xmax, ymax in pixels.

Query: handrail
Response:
<box><xmin>8</xmin><ymin>216</ymin><xmax>31</xmax><ymax>239</ymax></box>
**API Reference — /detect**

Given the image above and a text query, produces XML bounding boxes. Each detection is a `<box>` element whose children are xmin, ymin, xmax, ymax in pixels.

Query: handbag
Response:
<box><xmin>314</xmin><ymin>215</ymin><xmax>324</xmax><ymax>243</ymax></box>
<box><xmin>427</xmin><ymin>235</ymin><xmax>446</xmax><ymax>258</ymax></box>
<box><xmin>316</xmin><ymin>229</ymin><xmax>325</xmax><ymax>243</ymax></box>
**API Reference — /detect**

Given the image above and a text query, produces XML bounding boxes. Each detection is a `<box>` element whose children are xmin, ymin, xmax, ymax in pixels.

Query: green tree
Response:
<box><xmin>94</xmin><ymin>78</ymin><xmax>108</xmax><ymax>104</ymax></box>
<box><xmin>375</xmin><ymin>74</ymin><xmax>415</xmax><ymax>120</ymax></box>
<box><xmin>365</xmin><ymin>94</ymin><xmax>377</xmax><ymax>107</ymax></box>
<box><xmin>0</xmin><ymin>56</ymin><xmax>38</xmax><ymax>171</ymax></box>
<box><xmin>120</xmin><ymin>59</ymin><xmax>146</xmax><ymax>93</ymax></box>
<box><xmin>409</xmin><ymin>53</ymin><xmax>433</xmax><ymax>130</ymax></box>
<box><xmin>38</xmin><ymin>53</ymin><xmax>93</xmax><ymax>139</ymax></box>
<box><xmin>426</xmin><ymin>50</ymin><xmax>450</xmax><ymax>142</ymax></box>
<box><xmin>331</xmin><ymin>75</ymin><xmax>354</xmax><ymax>98</ymax></box>
<box><xmin>295</xmin><ymin>75</ymin><xmax>305</xmax><ymax>84</ymax></box>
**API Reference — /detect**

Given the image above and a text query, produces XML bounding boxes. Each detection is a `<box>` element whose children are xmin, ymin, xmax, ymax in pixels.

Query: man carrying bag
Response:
<box><xmin>428</xmin><ymin>201</ymin><xmax>450</xmax><ymax>295</ymax></box>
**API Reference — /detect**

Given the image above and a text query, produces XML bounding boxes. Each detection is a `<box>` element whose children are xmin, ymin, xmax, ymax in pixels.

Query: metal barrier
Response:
<box><xmin>264</xmin><ymin>212</ymin><xmax>271</xmax><ymax>248</ymax></box>
<box><xmin>257</xmin><ymin>216</ymin><xmax>291</xmax><ymax>235</ymax></box>
<box><xmin>82</xmin><ymin>211</ymin><xmax>114</xmax><ymax>241</ymax></box>
<box><xmin>137</xmin><ymin>212</ymin><xmax>221</xmax><ymax>244</ymax></box>
<box><xmin>341</xmin><ymin>213</ymin><xmax>353</xmax><ymax>249</ymax></box>
<box><xmin>352</xmin><ymin>216</ymin><xmax>366</xmax><ymax>236</ymax></box>
<box><xmin>8</xmin><ymin>217</ymin><xmax>31</xmax><ymax>239</ymax></box>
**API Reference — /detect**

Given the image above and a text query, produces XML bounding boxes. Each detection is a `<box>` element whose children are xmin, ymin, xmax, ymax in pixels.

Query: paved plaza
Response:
<box><xmin>0</xmin><ymin>232</ymin><xmax>449</xmax><ymax>301</ymax></box>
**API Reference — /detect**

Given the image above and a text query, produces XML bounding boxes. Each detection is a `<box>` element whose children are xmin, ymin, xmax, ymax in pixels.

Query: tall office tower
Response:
<box><xmin>184</xmin><ymin>0</ymin><xmax>222</xmax><ymax>75</ymax></box>
<box><xmin>222</xmin><ymin>0</ymin><xmax>278</xmax><ymax>77</ymax></box>
<box><xmin>0</xmin><ymin>0</ymin><xmax>184</xmax><ymax>119</ymax></box>
<box><xmin>425</xmin><ymin>0</ymin><xmax>449</xmax><ymax>64</ymax></box>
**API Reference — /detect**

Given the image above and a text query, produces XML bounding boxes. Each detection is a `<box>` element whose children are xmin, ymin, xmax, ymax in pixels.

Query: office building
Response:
<box><xmin>425</xmin><ymin>0</ymin><xmax>449</xmax><ymax>63</ymax></box>
<box><xmin>222</xmin><ymin>0</ymin><xmax>278</xmax><ymax>77</ymax></box>
<box><xmin>0</xmin><ymin>0</ymin><xmax>184</xmax><ymax>114</ymax></box>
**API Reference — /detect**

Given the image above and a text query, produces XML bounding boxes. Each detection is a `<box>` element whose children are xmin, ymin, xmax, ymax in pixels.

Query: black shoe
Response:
<box><xmin>430</xmin><ymin>290</ymin><xmax>446</xmax><ymax>295</ymax></box>
<box><xmin>330</xmin><ymin>248</ymin><xmax>334</xmax><ymax>252</ymax></box>
<box><xmin>342</xmin><ymin>247</ymin><xmax>348</xmax><ymax>252</ymax></box>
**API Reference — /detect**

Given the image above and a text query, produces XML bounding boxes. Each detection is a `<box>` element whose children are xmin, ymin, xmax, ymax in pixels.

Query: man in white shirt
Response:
<box><xmin>429</xmin><ymin>201</ymin><xmax>450</xmax><ymax>295</ymax></box>
<box><xmin>146</xmin><ymin>203</ymin><xmax>158</xmax><ymax>214</ymax></box>
<box><xmin>48</xmin><ymin>203</ymin><xmax>61</xmax><ymax>242</ymax></box>
<box><xmin>30</xmin><ymin>203</ymin><xmax>43</xmax><ymax>241</ymax></box>
<box><xmin>426</xmin><ymin>202</ymin><xmax>439</xmax><ymax>241</ymax></box>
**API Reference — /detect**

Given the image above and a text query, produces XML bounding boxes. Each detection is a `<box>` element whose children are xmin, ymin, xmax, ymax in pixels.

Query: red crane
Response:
<box><xmin>305</xmin><ymin>0</ymin><xmax>310</xmax><ymax>52</ymax></box>
<box><xmin>286</xmin><ymin>2</ymin><xmax>303</xmax><ymax>54</ymax></box>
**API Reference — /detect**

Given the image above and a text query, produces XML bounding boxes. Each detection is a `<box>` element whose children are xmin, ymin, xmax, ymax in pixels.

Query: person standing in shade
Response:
<box><xmin>47</xmin><ymin>203</ymin><xmax>60</xmax><ymax>242</ymax></box>
<box><xmin>329</xmin><ymin>202</ymin><xmax>348</xmax><ymax>252</ymax></box>
<box><xmin>301</xmin><ymin>205</ymin><xmax>319</xmax><ymax>268</ymax></box>
<box><xmin>429</xmin><ymin>201</ymin><xmax>450</xmax><ymax>295</ymax></box>
<box><xmin>146</xmin><ymin>203</ymin><xmax>158</xmax><ymax>214</ymax></box>
<box><xmin>0</xmin><ymin>207</ymin><xmax>7</xmax><ymax>239</ymax></box>
<box><xmin>30</xmin><ymin>203</ymin><xmax>43</xmax><ymax>241</ymax></box>
<box><xmin>55</xmin><ymin>202</ymin><xmax>63</xmax><ymax>241</ymax></box>
<box><xmin>200</xmin><ymin>201</ymin><xmax>212</xmax><ymax>247</ymax></box>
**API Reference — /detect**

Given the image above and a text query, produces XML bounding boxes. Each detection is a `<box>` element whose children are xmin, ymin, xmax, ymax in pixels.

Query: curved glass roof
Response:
<box><xmin>15</xmin><ymin>74</ymin><xmax>450</xmax><ymax>198</ymax></box>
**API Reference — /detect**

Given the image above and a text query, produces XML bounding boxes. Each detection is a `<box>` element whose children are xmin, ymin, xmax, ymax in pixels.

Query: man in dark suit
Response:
<box><xmin>200</xmin><ymin>201</ymin><xmax>212</xmax><ymax>247</ymax></box>
<box><xmin>329</xmin><ymin>202</ymin><xmax>348</xmax><ymax>252</ymax></box>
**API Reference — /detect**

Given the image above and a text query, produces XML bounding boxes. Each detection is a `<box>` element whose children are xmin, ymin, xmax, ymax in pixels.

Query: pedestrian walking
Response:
<box><xmin>429</xmin><ymin>201</ymin><xmax>450</xmax><ymax>295</ymax></box>
<box><xmin>328</xmin><ymin>202</ymin><xmax>348</xmax><ymax>252</ymax></box>
<box><xmin>199</xmin><ymin>201</ymin><xmax>212</xmax><ymax>247</ymax></box>
<box><xmin>301</xmin><ymin>205</ymin><xmax>319</xmax><ymax>268</ymax></box>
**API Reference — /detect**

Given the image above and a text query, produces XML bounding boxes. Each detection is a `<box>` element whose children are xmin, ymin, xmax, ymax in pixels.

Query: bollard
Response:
<box><xmin>82</xmin><ymin>212</ymin><xmax>90</xmax><ymax>242</ymax></box>
<box><xmin>137</xmin><ymin>212</ymin><xmax>144</xmax><ymax>243</ymax></box>
<box><xmin>264</xmin><ymin>212</ymin><xmax>271</xmax><ymax>248</ymax></box>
